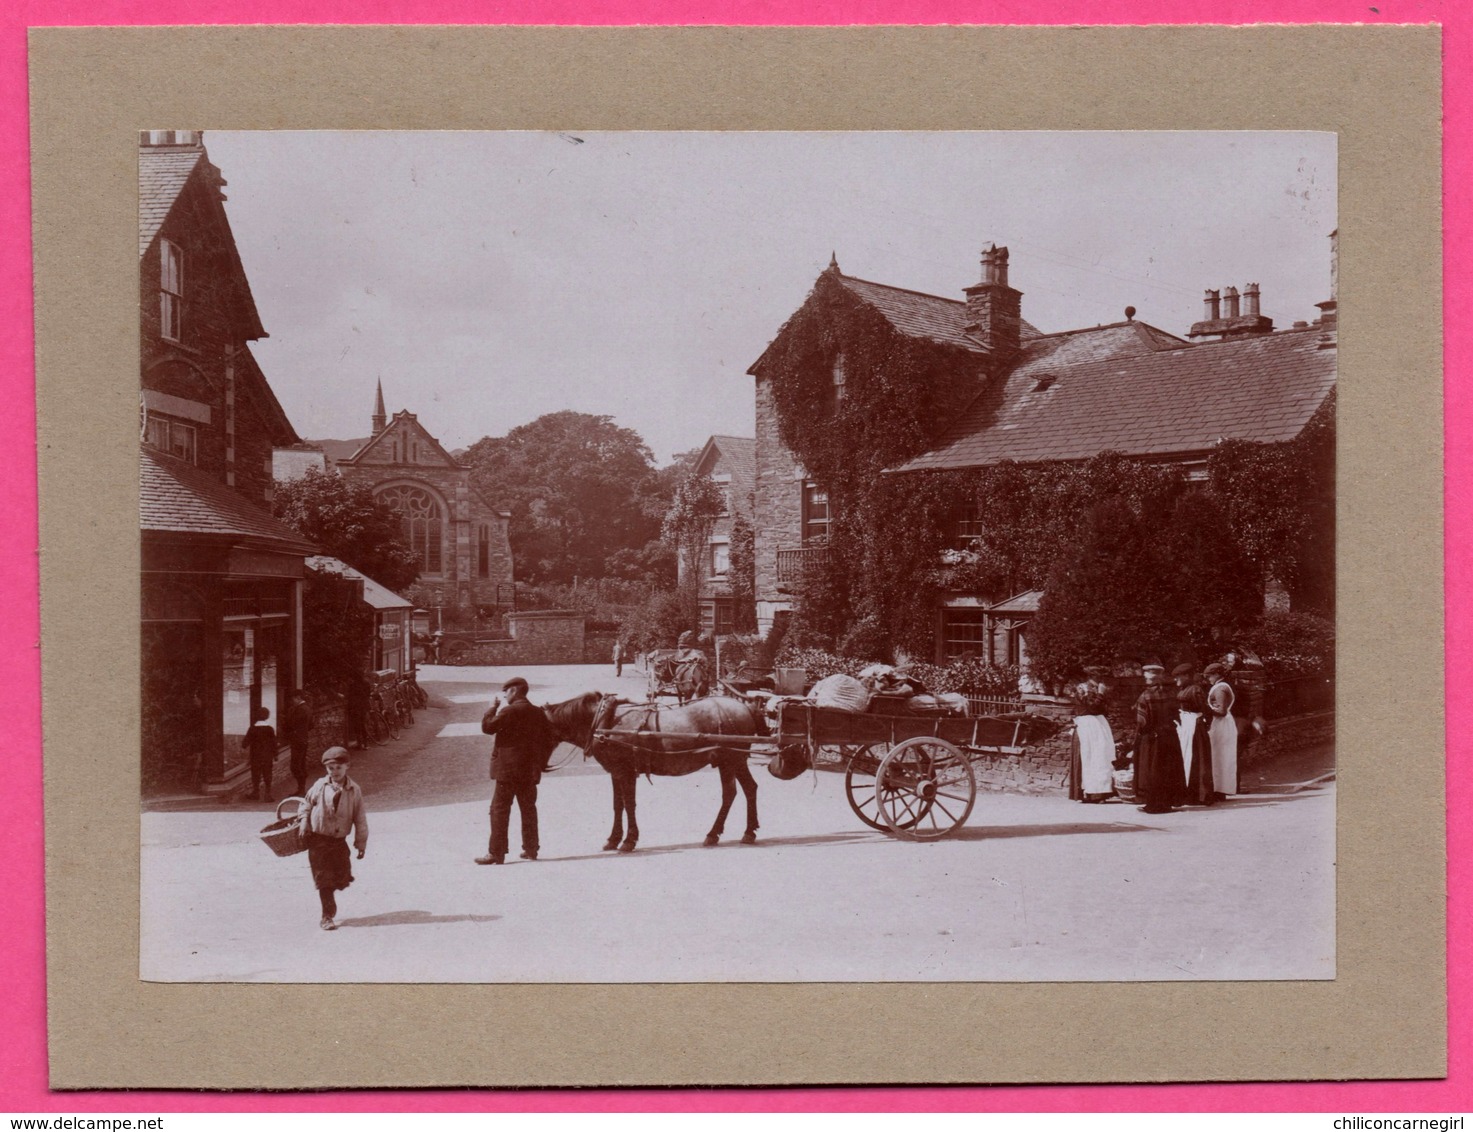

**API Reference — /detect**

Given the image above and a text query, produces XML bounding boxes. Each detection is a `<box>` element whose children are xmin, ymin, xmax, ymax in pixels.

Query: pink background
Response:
<box><xmin>0</xmin><ymin>0</ymin><xmax>1460</xmax><ymax>1112</ymax></box>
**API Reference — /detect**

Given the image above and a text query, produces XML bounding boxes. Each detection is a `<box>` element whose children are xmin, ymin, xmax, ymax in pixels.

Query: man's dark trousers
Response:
<box><xmin>489</xmin><ymin>779</ymin><xmax>538</xmax><ymax>858</ymax></box>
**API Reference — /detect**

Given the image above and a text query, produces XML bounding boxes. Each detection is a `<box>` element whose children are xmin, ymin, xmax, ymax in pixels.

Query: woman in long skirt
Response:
<box><xmin>1204</xmin><ymin>663</ymin><xmax>1239</xmax><ymax>799</ymax></box>
<box><xmin>1172</xmin><ymin>663</ymin><xmax>1216</xmax><ymax>805</ymax></box>
<box><xmin>1134</xmin><ymin>664</ymin><xmax>1186</xmax><ymax>814</ymax></box>
<box><xmin>1068</xmin><ymin>667</ymin><xmax>1116</xmax><ymax>802</ymax></box>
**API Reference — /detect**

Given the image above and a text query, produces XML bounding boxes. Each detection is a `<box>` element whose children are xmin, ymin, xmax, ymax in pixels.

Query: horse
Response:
<box><xmin>650</xmin><ymin>652</ymin><xmax>711</xmax><ymax>704</ymax></box>
<box><xmin>543</xmin><ymin>691</ymin><xmax>767</xmax><ymax>853</ymax></box>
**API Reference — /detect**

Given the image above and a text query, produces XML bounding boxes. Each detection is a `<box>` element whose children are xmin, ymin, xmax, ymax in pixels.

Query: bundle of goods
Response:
<box><xmin>905</xmin><ymin>692</ymin><xmax>970</xmax><ymax>717</ymax></box>
<box><xmin>807</xmin><ymin>672</ymin><xmax>872</xmax><ymax>713</ymax></box>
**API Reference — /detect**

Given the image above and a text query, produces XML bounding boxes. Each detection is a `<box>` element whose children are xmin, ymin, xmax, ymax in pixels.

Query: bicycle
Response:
<box><xmin>389</xmin><ymin>677</ymin><xmax>414</xmax><ymax>728</ymax></box>
<box><xmin>368</xmin><ymin>685</ymin><xmax>399</xmax><ymax>741</ymax></box>
<box><xmin>404</xmin><ymin>671</ymin><xmax>428</xmax><ymax>710</ymax></box>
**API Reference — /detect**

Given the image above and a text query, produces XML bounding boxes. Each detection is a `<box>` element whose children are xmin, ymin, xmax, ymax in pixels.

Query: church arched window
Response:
<box><xmin>376</xmin><ymin>484</ymin><xmax>444</xmax><ymax>574</ymax></box>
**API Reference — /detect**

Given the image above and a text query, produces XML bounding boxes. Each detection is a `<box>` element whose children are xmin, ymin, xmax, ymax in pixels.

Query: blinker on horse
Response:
<box><xmin>542</xmin><ymin>692</ymin><xmax>767</xmax><ymax>853</ymax></box>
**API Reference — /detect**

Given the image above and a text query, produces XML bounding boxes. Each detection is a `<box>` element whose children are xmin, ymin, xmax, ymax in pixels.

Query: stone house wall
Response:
<box><xmin>753</xmin><ymin>378</ymin><xmax>805</xmax><ymax>634</ymax></box>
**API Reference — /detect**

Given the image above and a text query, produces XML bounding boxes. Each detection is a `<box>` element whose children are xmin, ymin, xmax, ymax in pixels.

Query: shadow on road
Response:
<box><xmin>337</xmin><ymin>910</ymin><xmax>502</xmax><ymax>928</ymax></box>
<box><xmin>949</xmin><ymin>821</ymin><xmax>1164</xmax><ymax>842</ymax></box>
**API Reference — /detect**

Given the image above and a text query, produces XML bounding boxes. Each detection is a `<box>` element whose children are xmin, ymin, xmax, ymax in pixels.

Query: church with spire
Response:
<box><xmin>308</xmin><ymin>382</ymin><xmax>514</xmax><ymax>611</ymax></box>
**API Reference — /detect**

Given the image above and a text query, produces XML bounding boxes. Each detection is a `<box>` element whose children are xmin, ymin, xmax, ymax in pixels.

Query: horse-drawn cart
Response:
<box><xmin>772</xmin><ymin>702</ymin><xmax>1054</xmax><ymax>840</ymax></box>
<box><xmin>576</xmin><ymin>691</ymin><xmax>1055</xmax><ymax>845</ymax></box>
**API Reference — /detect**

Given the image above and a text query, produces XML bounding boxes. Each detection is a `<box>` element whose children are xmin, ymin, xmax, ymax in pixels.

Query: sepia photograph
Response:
<box><xmin>138</xmin><ymin>128</ymin><xmax>1337</xmax><ymax>984</ymax></box>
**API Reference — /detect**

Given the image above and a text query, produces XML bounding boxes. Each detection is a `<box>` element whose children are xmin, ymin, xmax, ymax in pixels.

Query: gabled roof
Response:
<box><xmin>990</xmin><ymin>589</ymin><xmax>1043</xmax><ymax>615</ymax></box>
<box><xmin>339</xmin><ymin>411</ymin><xmax>464</xmax><ymax>469</ymax></box>
<box><xmin>892</xmin><ymin>325</ymin><xmax>1335</xmax><ymax>473</ymax></box>
<box><xmin>305</xmin><ymin>556</ymin><xmax>412</xmax><ymax>611</ymax></box>
<box><xmin>140</xmin><ymin>447</ymin><xmax>316</xmax><ymax>553</ymax></box>
<box><xmin>138</xmin><ymin>138</ymin><xmax>267</xmax><ymax>341</ymax></box>
<box><xmin>138</xmin><ymin>146</ymin><xmax>203</xmax><ymax>259</ymax></box>
<box><xmin>836</xmin><ymin>273</ymin><xmax>1043</xmax><ymax>352</ymax></box>
<box><xmin>694</xmin><ymin>435</ymin><xmax>756</xmax><ymax>487</ymax></box>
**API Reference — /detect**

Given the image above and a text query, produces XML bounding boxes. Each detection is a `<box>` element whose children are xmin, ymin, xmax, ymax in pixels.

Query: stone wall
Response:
<box><xmin>753</xmin><ymin>377</ymin><xmax>804</xmax><ymax>633</ymax></box>
<box><xmin>444</xmin><ymin>610</ymin><xmax>587</xmax><ymax>667</ymax></box>
<box><xmin>1242</xmin><ymin>711</ymin><xmax>1334</xmax><ymax>768</ymax></box>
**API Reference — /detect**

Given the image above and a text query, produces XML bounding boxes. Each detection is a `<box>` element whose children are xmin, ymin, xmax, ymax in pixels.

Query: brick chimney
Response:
<box><xmin>962</xmin><ymin>243</ymin><xmax>1023</xmax><ymax>356</ymax></box>
<box><xmin>1189</xmin><ymin>281</ymin><xmax>1274</xmax><ymax>341</ymax></box>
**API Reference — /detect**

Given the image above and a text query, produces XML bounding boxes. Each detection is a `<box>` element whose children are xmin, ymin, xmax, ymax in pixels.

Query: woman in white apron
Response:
<box><xmin>1204</xmin><ymin>662</ymin><xmax>1238</xmax><ymax>798</ymax></box>
<box><xmin>1068</xmin><ymin>667</ymin><xmax>1116</xmax><ymax>802</ymax></box>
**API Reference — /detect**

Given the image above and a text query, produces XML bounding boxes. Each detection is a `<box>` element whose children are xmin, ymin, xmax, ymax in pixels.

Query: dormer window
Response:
<box><xmin>144</xmin><ymin>415</ymin><xmax>197</xmax><ymax>463</ymax></box>
<box><xmin>1032</xmin><ymin>373</ymin><xmax>1057</xmax><ymax>393</ymax></box>
<box><xmin>160</xmin><ymin>238</ymin><xmax>183</xmax><ymax>342</ymax></box>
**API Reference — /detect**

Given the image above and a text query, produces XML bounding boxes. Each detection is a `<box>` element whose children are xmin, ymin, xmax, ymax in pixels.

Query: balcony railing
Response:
<box><xmin>776</xmin><ymin>546</ymin><xmax>829</xmax><ymax>588</ymax></box>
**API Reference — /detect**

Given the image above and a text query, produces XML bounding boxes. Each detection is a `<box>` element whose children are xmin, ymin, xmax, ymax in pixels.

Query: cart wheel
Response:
<box><xmin>845</xmin><ymin>743</ymin><xmax>903</xmax><ymax>832</ymax></box>
<box><xmin>874</xmin><ymin>737</ymin><xmax>976</xmax><ymax>840</ymax></box>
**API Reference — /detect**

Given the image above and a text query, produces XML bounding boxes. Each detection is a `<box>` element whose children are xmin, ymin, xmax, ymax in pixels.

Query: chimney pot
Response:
<box><xmin>1243</xmin><ymin>283</ymin><xmax>1260</xmax><ymax>317</ymax></box>
<box><xmin>1222</xmin><ymin>285</ymin><xmax>1240</xmax><ymax>319</ymax></box>
<box><xmin>1204</xmin><ymin>289</ymin><xmax>1221</xmax><ymax>321</ymax></box>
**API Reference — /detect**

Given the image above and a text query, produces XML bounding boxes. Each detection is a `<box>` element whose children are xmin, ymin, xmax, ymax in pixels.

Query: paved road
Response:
<box><xmin>140</xmin><ymin>662</ymin><xmax>1335</xmax><ymax>984</ymax></box>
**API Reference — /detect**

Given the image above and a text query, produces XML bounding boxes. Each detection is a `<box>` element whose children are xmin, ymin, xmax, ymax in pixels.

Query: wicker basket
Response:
<box><xmin>259</xmin><ymin>796</ymin><xmax>308</xmax><ymax>858</ymax></box>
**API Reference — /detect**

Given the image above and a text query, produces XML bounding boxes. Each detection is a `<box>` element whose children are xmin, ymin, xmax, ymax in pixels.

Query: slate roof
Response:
<box><xmin>893</xmin><ymin>324</ymin><xmax>1335</xmax><ymax>473</ymax></box>
<box><xmin>305</xmin><ymin>556</ymin><xmax>412</xmax><ymax>611</ymax></box>
<box><xmin>138</xmin><ymin>145</ymin><xmax>203</xmax><ymax>258</ymax></box>
<box><xmin>837</xmin><ymin>273</ymin><xmax>1043</xmax><ymax>351</ymax></box>
<box><xmin>701</xmin><ymin>435</ymin><xmax>756</xmax><ymax>489</ymax></box>
<box><xmin>311</xmin><ymin>438</ymin><xmax>372</xmax><ymax>467</ymax></box>
<box><xmin>140</xmin><ymin>448</ymin><xmax>316</xmax><ymax>552</ymax></box>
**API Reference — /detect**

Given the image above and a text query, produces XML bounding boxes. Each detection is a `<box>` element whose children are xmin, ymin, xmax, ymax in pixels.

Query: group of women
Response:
<box><xmin>1069</xmin><ymin>660</ymin><xmax>1243</xmax><ymax>813</ymax></box>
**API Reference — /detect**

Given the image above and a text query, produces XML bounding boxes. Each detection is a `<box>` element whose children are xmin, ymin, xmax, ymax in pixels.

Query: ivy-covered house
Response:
<box><xmin>746</xmin><ymin>240</ymin><xmax>1337</xmax><ymax>675</ymax></box>
<box><xmin>685</xmin><ymin>435</ymin><xmax>756</xmax><ymax>637</ymax></box>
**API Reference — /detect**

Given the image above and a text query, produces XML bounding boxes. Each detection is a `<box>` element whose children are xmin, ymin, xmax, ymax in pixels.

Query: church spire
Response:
<box><xmin>372</xmin><ymin>379</ymin><xmax>386</xmax><ymax>435</ymax></box>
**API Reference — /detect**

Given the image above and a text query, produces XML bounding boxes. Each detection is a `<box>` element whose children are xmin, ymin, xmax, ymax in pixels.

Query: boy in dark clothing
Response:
<box><xmin>242</xmin><ymin>706</ymin><xmax>278</xmax><ymax>802</ymax></box>
<box><xmin>286</xmin><ymin>692</ymin><xmax>314</xmax><ymax>796</ymax></box>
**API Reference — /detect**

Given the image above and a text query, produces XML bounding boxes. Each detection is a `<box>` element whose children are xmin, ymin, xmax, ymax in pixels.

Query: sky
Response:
<box><xmin>206</xmin><ymin>130</ymin><xmax>1337</xmax><ymax>464</ymax></box>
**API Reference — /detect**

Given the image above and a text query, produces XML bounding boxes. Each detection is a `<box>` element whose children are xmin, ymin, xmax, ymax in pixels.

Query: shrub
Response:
<box><xmin>1245</xmin><ymin>609</ymin><xmax>1335</xmax><ymax>679</ymax></box>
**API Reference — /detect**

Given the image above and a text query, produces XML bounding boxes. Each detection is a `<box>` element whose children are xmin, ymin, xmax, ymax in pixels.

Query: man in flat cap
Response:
<box><xmin>1204</xmin><ymin>663</ymin><xmax>1239</xmax><ymax>800</ymax></box>
<box><xmin>1173</xmin><ymin>663</ymin><xmax>1215</xmax><ymax>805</ymax></box>
<box><xmin>1133</xmin><ymin>663</ymin><xmax>1186</xmax><ymax>814</ymax></box>
<box><xmin>477</xmin><ymin>677</ymin><xmax>557</xmax><ymax>865</ymax></box>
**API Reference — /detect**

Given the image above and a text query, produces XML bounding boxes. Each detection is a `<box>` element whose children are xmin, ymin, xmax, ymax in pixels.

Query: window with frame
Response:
<box><xmin>940</xmin><ymin>608</ymin><xmax>988</xmax><ymax>661</ymax></box>
<box><xmin>709</xmin><ymin>540</ymin><xmax>730</xmax><ymax>577</ymax></box>
<box><xmin>832</xmin><ymin>355</ymin><xmax>847</xmax><ymax>403</ymax></box>
<box><xmin>714</xmin><ymin>600</ymin><xmax>736</xmax><ymax>636</ymax></box>
<box><xmin>160</xmin><ymin>238</ymin><xmax>183</xmax><ymax>342</ymax></box>
<box><xmin>144</xmin><ymin>415</ymin><xmax>197</xmax><ymax>463</ymax></box>
<box><xmin>950</xmin><ymin>501</ymin><xmax>984</xmax><ymax>548</ymax></box>
<box><xmin>376</xmin><ymin>485</ymin><xmax>444</xmax><ymax>574</ymax></box>
<box><xmin>477</xmin><ymin>525</ymin><xmax>490</xmax><ymax>578</ymax></box>
<box><xmin>801</xmin><ymin>482</ymin><xmax>830</xmax><ymax>545</ymax></box>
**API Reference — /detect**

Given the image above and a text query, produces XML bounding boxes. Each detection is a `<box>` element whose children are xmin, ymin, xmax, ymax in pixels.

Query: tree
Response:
<box><xmin>463</xmin><ymin>411</ymin><xmax>662</xmax><ymax>584</ymax></box>
<box><xmin>1027</xmin><ymin>496</ymin><xmax>1178</xmax><ymax>684</ymax></box>
<box><xmin>727</xmin><ymin>508</ymin><xmax>758</xmax><ymax>633</ymax></box>
<box><xmin>661</xmin><ymin>471</ymin><xmax>726</xmax><ymax>635</ymax></box>
<box><xmin>1164</xmin><ymin>488</ymin><xmax>1263</xmax><ymax>654</ymax></box>
<box><xmin>273</xmin><ymin>468</ymin><xmax>420</xmax><ymax>592</ymax></box>
<box><xmin>299</xmin><ymin>570</ymin><xmax>376</xmax><ymax>693</ymax></box>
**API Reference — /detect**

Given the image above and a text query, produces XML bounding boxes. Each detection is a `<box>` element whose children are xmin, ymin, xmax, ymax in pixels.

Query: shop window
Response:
<box><xmin>160</xmin><ymin>238</ymin><xmax>183</xmax><ymax>342</ymax></box>
<box><xmin>802</xmin><ymin>482</ymin><xmax>830</xmax><ymax>545</ymax></box>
